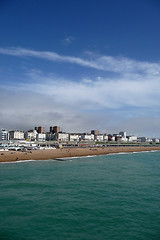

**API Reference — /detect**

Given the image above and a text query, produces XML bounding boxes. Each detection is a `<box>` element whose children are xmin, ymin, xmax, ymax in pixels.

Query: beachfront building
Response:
<box><xmin>0</xmin><ymin>129</ymin><xmax>10</xmax><ymax>141</ymax></box>
<box><xmin>24</xmin><ymin>130</ymin><xmax>37</xmax><ymax>141</ymax></box>
<box><xmin>55</xmin><ymin>133</ymin><xmax>69</xmax><ymax>142</ymax></box>
<box><xmin>128</xmin><ymin>136</ymin><xmax>137</xmax><ymax>142</ymax></box>
<box><xmin>119</xmin><ymin>131</ymin><xmax>127</xmax><ymax>138</ymax></box>
<box><xmin>152</xmin><ymin>138</ymin><xmax>159</xmax><ymax>143</ymax></box>
<box><xmin>108</xmin><ymin>135</ymin><xmax>116</xmax><ymax>141</ymax></box>
<box><xmin>81</xmin><ymin>133</ymin><xmax>94</xmax><ymax>141</ymax></box>
<box><xmin>103</xmin><ymin>134</ymin><xmax>108</xmax><ymax>141</ymax></box>
<box><xmin>69</xmin><ymin>134</ymin><xmax>80</xmax><ymax>142</ymax></box>
<box><xmin>46</xmin><ymin>133</ymin><xmax>55</xmax><ymax>141</ymax></box>
<box><xmin>9</xmin><ymin>130</ymin><xmax>24</xmax><ymax>140</ymax></box>
<box><xmin>36</xmin><ymin>133</ymin><xmax>46</xmax><ymax>141</ymax></box>
<box><xmin>138</xmin><ymin>137</ymin><xmax>152</xmax><ymax>143</ymax></box>
<box><xmin>94</xmin><ymin>134</ymin><xmax>104</xmax><ymax>142</ymax></box>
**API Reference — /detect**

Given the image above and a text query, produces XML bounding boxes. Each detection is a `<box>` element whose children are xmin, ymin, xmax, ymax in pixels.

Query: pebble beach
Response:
<box><xmin>1</xmin><ymin>145</ymin><xmax>160</xmax><ymax>163</ymax></box>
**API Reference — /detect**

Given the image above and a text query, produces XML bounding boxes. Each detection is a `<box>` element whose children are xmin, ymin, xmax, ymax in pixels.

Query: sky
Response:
<box><xmin>0</xmin><ymin>0</ymin><xmax>160</xmax><ymax>137</ymax></box>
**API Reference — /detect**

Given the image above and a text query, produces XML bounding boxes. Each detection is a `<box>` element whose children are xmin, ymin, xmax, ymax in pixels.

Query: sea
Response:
<box><xmin>0</xmin><ymin>151</ymin><xmax>160</xmax><ymax>240</ymax></box>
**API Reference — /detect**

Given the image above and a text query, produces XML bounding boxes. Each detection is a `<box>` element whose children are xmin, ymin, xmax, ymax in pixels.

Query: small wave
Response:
<box><xmin>0</xmin><ymin>159</ymin><xmax>37</xmax><ymax>164</ymax></box>
<box><xmin>0</xmin><ymin>159</ymin><xmax>58</xmax><ymax>164</ymax></box>
<box><xmin>55</xmin><ymin>155</ymin><xmax>97</xmax><ymax>161</ymax></box>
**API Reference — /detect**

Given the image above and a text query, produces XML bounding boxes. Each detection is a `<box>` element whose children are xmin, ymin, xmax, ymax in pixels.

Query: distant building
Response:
<box><xmin>94</xmin><ymin>134</ymin><xmax>104</xmax><ymax>142</ymax></box>
<box><xmin>138</xmin><ymin>137</ymin><xmax>152</xmax><ymax>143</ymax></box>
<box><xmin>119</xmin><ymin>131</ymin><xmax>127</xmax><ymax>138</ymax></box>
<box><xmin>103</xmin><ymin>134</ymin><xmax>108</xmax><ymax>141</ymax></box>
<box><xmin>152</xmin><ymin>138</ymin><xmax>159</xmax><ymax>143</ymax></box>
<box><xmin>81</xmin><ymin>133</ymin><xmax>94</xmax><ymax>141</ymax></box>
<box><xmin>69</xmin><ymin>134</ymin><xmax>80</xmax><ymax>142</ymax></box>
<box><xmin>46</xmin><ymin>133</ymin><xmax>55</xmax><ymax>141</ymax></box>
<box><xmin>9</xmin><ymin>130</ymin><xmax>24</xmax><ymax>140</ymax></box>
<box><xmin>36</xmin><ymin>133</ymin><xmax>46</xmax><ymax>141</ymax></box>
<box><xmin>0</xmin><ymin>129</ymin><xmax>9</xmax><ymax>141</ymax></box>
<box><xmin>50</xmin><ymin>126</ymin><xmax>60</xmax><ymax>134</ymax></box>
<box><xmin>55</xmin><ymin>133</ymin><xmax>69</xmax><ymax>142</ymax></box>
<box><xmin>91</xmin><ymin>130</ymin><xmax>99</xmax><ymax>135</ymax></box>
<box><xmin>24</xmin><ymin>130</ymin><xmax>37</xmax><ymax>141</ymax></box>
<box><xmin>128</xmin><ymin>136</ymin><xmax>137</xmax><ymax>142</ymax></box>
<box><xmin>38</xmin><ymin>126</ymin><xmax>44</xmax><ymax>134</ymax></box>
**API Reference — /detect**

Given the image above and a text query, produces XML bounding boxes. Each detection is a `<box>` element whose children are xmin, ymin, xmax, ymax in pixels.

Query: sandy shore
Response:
<box><xmin>0</xmin><ymin>146</ymin><xmax>160</xmax><ymax>163</ymax></box>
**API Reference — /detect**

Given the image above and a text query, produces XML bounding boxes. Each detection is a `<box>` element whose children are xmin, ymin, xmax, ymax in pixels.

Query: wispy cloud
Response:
<box><xmin>0</xmin><ymin>47</ymin><xmax>160</xmax><ymax>75</ymax></box>
<box><xmin>61</xmin><ymin>36</ymin><xmax>75</xmax><ymax>46</ymax></box>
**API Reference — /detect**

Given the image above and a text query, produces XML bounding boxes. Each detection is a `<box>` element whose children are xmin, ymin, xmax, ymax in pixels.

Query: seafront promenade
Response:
<box><xmin>1</xmin><ymin>145</ymin><xmax>160</xmax><ymax>163</ymax></box>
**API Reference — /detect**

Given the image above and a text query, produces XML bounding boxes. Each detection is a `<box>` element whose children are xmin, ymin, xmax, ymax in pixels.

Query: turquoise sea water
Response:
<box><xmin>0</xmin><ymin>151</ymin><xmax>160</xmax><ymax>240</ymax></box>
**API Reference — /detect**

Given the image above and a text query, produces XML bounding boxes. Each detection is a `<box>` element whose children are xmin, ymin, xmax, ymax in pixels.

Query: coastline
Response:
<box><xmin>0</xmin><ymin>146</ymin><xmax>160</xmax><ymax>163</ymax></box>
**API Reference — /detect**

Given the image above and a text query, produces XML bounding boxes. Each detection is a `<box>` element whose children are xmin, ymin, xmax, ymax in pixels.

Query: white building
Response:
<box><xmin>152</xmin><ymin>138</ymin><xmax>159</xmax><ymax>143</ymax></box>
<box><xmin>94</xmin><ymin>134</ymin><xmax>104</xmax><ymax>142</ymax></box>
<box><xmin>56</xmin><ymin>133</ymin><xmax>69</xmax><ymax>142</ymax></box>
<box><xmin>69</xmin><ymin>134</ymin><xmax>80</xmax><ymax>142</ymax></box>
<box><xmin>119</xmin><ymin>131</ymin><xmax>127</xmax><ymax>138</ymax></box>
<box><xmin>128</xmin><ymin>136</ymin><xmax>137</xmax><ymax>142</ymax></box>
<box><xmin>0</xmin><ymin>129</ymin><xmax>9</xmax><ymax>141</ymax></box>
<box><xmin>81</xmin><ymin>134</ymin><xmax>94</xmax><ymax>141</ymax></box>
<box><xmin>9</xmin><ymin>130</ymin><xmax>24</xmax><ymax>140</ymax></box>
<box><xmin>24</xmin><ymin>130</ymin><xmax>37</xmax><ymax>141</ymax></box>
<box><xmin>36</xmin><ymin>133</ymin><xmax>46</xmax><ymax>141</ymax></box>
<box><xmin>138</xmin><ymin>137</ymin><xmax>152</xmax><ymax>143</ymax></box>
<box><xmin>103</xmin><ymin>135</ymin><xmax>108</xmax><ymax>141</ymax></box>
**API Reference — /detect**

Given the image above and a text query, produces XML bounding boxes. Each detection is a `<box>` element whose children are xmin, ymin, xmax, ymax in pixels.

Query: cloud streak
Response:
<box><xmin>0</xmin><ymin>47</ymin><xmax>160</xmax><ymax>75</ymax></box>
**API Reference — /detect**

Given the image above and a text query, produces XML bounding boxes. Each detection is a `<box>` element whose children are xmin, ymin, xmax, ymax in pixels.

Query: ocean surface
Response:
<box><xmin>0</xmin><ymin>151</ymin><xmax>160</xmax><ymax>240</ymax></box>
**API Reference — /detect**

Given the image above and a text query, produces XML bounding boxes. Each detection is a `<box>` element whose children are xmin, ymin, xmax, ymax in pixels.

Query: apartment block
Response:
<box><xmin>9</xmin><ymin>130</ymin><xmax>24</xmax><ymax>140</ymax></box>
<box><xmin>0</xmin><ymin>129</ymin><xmax>9</xmax><ymax>141</ymax></box>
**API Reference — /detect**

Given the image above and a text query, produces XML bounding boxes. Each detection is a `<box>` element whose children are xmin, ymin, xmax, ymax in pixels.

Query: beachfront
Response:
<box><xmin>1</xmin><ymin>145</ymin><xmax>160</xmax><ymax>163</ymax></box>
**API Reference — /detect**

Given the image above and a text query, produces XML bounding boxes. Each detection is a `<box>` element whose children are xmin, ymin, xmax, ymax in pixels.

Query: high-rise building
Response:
<box><xmin>50</xmin><ymin>126</ymin><xmax>54</xmax><ymax>133</ymax></box>
<box><xmin>91</xmin><ymin>130</ymin><xmax>99</xmax><ymax>135</ymax></box>
<box><xmin>50</xmin><ymin>126</ymin><xmax>60</xmax><ymax>134</ymax></box>
<box><xmin>36</xmin><ymin>126</ymin><xmax>44</xmax><ymax>134</ymax></box>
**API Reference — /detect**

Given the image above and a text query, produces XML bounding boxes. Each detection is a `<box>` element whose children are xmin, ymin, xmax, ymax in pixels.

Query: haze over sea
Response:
<box><xmin>0</xmin><ymin>151</ymin><xmax>160</xmax><ymax>240</ymax></box>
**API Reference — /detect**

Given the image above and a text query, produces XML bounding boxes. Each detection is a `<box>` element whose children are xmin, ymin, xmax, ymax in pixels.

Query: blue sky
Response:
<box><xmin>0</xmin><ymin>0</ymin><xmax>160</xmax><ymax>137</ymax></box>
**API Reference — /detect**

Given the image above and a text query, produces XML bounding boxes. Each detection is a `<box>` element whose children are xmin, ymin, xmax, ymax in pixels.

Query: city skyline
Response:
<box><xmin>0</xmin><ymin>0</ymin><xmax>160</xmax><ymax>137</ymax></box>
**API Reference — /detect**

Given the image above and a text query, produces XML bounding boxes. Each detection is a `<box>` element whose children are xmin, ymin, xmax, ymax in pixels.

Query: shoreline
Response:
<box><xmin>0</xmin><ymin>146</ymin><xmax>160</xmax><ymax>163</ymax></box>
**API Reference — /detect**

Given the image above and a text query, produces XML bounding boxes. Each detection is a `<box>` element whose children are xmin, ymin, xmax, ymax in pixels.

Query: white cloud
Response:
<box><xmin>1</xmin><ymin>47</ymin><xmax>160</xmax><ymax>136</ymax></box>
<box><xmin>0</xmin><ymin>47</ymin><xmax>160</xmax><ymax>75</ymax></box>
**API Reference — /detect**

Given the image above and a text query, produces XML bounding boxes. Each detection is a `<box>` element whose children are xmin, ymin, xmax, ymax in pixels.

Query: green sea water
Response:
<box><xmin>0</xmin><ymin>151</ymin><xmax>160</xmax><ymax>240</ymax></box>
